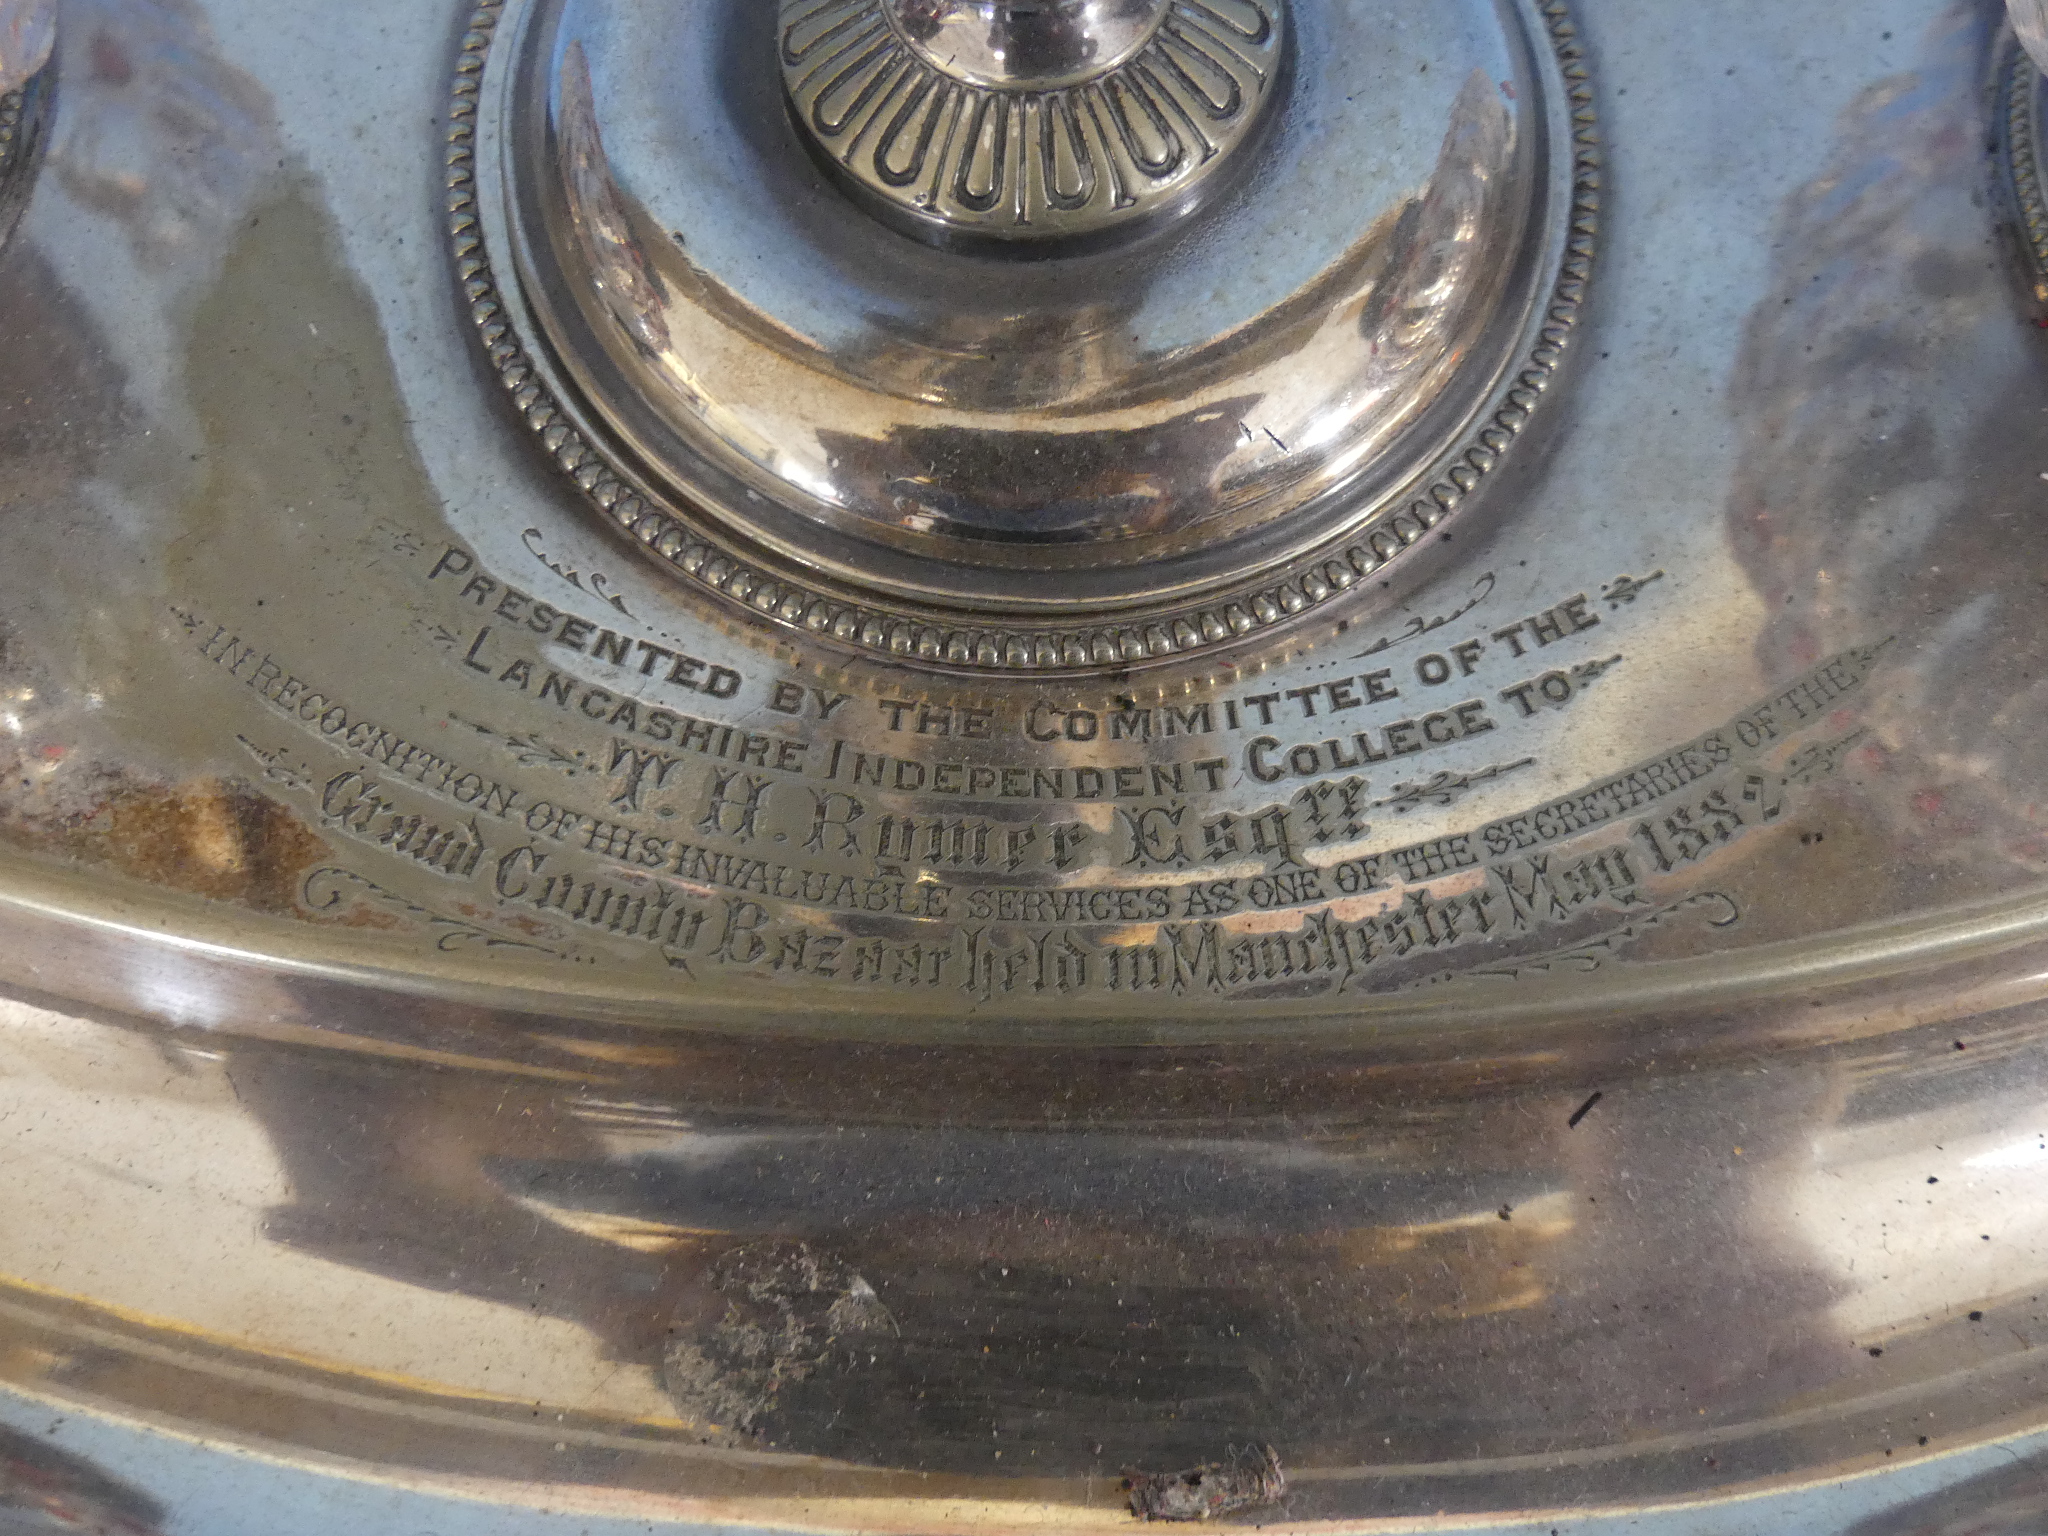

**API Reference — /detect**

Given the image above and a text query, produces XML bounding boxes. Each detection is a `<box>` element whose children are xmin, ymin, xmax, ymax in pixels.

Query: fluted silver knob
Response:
<box><xmin>780</xmin><ymin>0</ymin><xmax>1286</xmax><ymax>246</ymax></box>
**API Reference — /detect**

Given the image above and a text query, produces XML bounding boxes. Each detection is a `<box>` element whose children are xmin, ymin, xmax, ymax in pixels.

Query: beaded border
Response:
<box><xmin>0</xmin><ymin>87</ymin><xmax>20</xmax><ymax>178</ymax></box>
<box><xmin>446</xmin><ymin>0</ymin><xmax>1600</xmax><ymax>672</ymax></box>
<box><xmin>0</xmin><ymin>74</ymin><xmax>44</xmax><ymax>239</ymax></box>
<box><xmin>2006</xmin><ymin>39</ymin><xmax>2048</xmax><ymax>302</ymax></box>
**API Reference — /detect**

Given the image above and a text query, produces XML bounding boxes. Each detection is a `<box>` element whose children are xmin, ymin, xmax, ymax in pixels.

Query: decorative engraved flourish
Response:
<box><xmin>236</xmin><ymin>737</ymin><xmax>313</xmax><ymax>793</ymax></box>
<box><xmin>1425</xmin><ymin>892</ymin><xmax>1741</xmax><ymax>987</ymax></box>
<box><xmin>1355</xmin><ymin>574</ymin><xmax>1497</xmax><ymax>658</ymax></box>
<box><xmin>372</xmin><ymin>520</ymin><xmax>427</xmax><ymax>559</ymax></box>
<box><xmin>1375</xmin><ymin>757</ymin><xmax>1536</xmax><ymax>816</ymax></box>
<box><xmin>448</xmin><ymin>712</ymin><xmax>586</xmax><ymax>776</ymax></box>
<box><xmin>522</xmin><ymin>526</ymin><xmax>633</xmax><ymax>616</ymax></box>
<box><xmin>1573</xmin><ymin>653</ymin><xmax>1624</xmax><ymax>684</ymax></box>
<box><xmin>447</xmin><ymin>0</ymin><xmax>1601</xmax><ymax>671</ymax></box>
<box><xmin>1600</xmin><ymin>570</ymin><xmax>1666</xmax><ymax>609</ymax></box>
<box><xmin>1785</xmin><ymin>728</ymin><xmax>1869</xmax><ymax>787</ymax></box>
<box><xmin>301</xmin><ymin>867</ymin><xmax>567</xmax><ymax>957</ymax></box>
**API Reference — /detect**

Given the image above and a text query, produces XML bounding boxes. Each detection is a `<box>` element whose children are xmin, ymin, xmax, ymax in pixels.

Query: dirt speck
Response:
<box><xmin>663</xmin><ymin>1240</ymin><xmax>895</xmax><ymax>1436</ymax></box>
<box><xmin>1123</xmin><ymin>1444</ymin><xmax>1284</xmax><ymax>1523</ymax></box>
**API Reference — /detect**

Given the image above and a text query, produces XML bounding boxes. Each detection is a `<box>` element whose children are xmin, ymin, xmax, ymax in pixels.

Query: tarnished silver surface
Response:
<box><xmin>779</xmin><ymin>0</ymin><xmax>1285</xmax><ymax>244</ymax></box>
<box><xmin>1</xmin><ymin>0</ymin><xmax>2048</xmax><ymax>1532</ymax></box>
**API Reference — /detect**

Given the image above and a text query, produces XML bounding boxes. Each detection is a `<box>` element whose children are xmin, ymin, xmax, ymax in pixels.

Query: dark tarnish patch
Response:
<box><xmin>662</xmin><ymin>1240</ymin><xmax>895</xmax><ymax>1437</ymax></box>
<box><xmin>4</xmin><ymin>773</ymin><xmax>333</xmax><ymax>917</ymax></box>
<box><xmin>1124</xmin><ymin>1444</ymin><xmax>1285</xmax><ymax>1523</ymax></box>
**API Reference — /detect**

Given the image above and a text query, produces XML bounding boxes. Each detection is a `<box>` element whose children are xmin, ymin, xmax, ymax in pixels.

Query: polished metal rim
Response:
<box><xmin>450</xmin><ymin>0</ymin><xmax>1603</xmax><ymax>672</ymax></box>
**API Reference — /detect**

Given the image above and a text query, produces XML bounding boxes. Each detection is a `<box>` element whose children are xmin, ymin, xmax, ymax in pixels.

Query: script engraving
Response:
<box><xmin>179</xmin><ymin>585</ymin><xmax>1895</xmax><ymax>1007</ymax></box>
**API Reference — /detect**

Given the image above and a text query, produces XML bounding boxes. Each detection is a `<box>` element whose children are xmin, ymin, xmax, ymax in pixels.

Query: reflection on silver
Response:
<box><xmin>885</xmin><ymin>0</ymin><xmax>1170</xmax><ymax>91</ymax></box>
<box><xmin>45</xmin><ymin>0</ymin><xmax>277</xmax><ymax>263</ymax></box>
<box><xmin>780</xmin><ymin>0</ymin><xmax>1284</xmax><ymax>245</ymax></box>
<box><xmin>2015</xmin><ymin>0</ymin><xmax>2048</xmax><ymax>72</ymax></box>
<box><xmin>0</xmin><ymin>0</ymin><xmax>53</xmax><ymax>98</ymax></box>
<box><xmin>0</xmin><ymin>1418</ymin><xmax>166</xmax><ymax>1535</ymax></box>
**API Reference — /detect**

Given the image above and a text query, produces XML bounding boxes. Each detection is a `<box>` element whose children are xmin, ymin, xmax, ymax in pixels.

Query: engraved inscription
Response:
<box><xmin>178</xmin><ymin>578</ymin><xmax>1894</xmax><ymax>1007</ymax></box>
<box><xmin>1017</xmin><ymin>583</ymin><xmax>1629</xmax><ymax>748</ymax></box>
<box><xmin>427</xmin><ymin>547</ymin><xmax>744</xmax><ymax>700</ymax></box>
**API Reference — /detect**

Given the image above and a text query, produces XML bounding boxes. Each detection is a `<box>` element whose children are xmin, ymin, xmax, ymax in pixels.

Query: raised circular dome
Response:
<box><xmin>470</xmin><ymin>0</ymin><xmax>1597</xmax><ymax>668</ymax></box>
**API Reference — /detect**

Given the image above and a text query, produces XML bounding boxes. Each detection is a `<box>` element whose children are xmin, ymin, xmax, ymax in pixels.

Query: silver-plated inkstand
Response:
<box><xmin>2</xmin><ymin>0</ymin><xmax>2048</xmax><ymax>1532</ymax></box>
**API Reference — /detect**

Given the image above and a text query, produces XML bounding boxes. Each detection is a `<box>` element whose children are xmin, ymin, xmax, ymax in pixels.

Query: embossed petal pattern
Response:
<box><xmin>780</xmin><ymin>0</ymin><xmax>1280</xmax><ymax>243</ymax></box>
